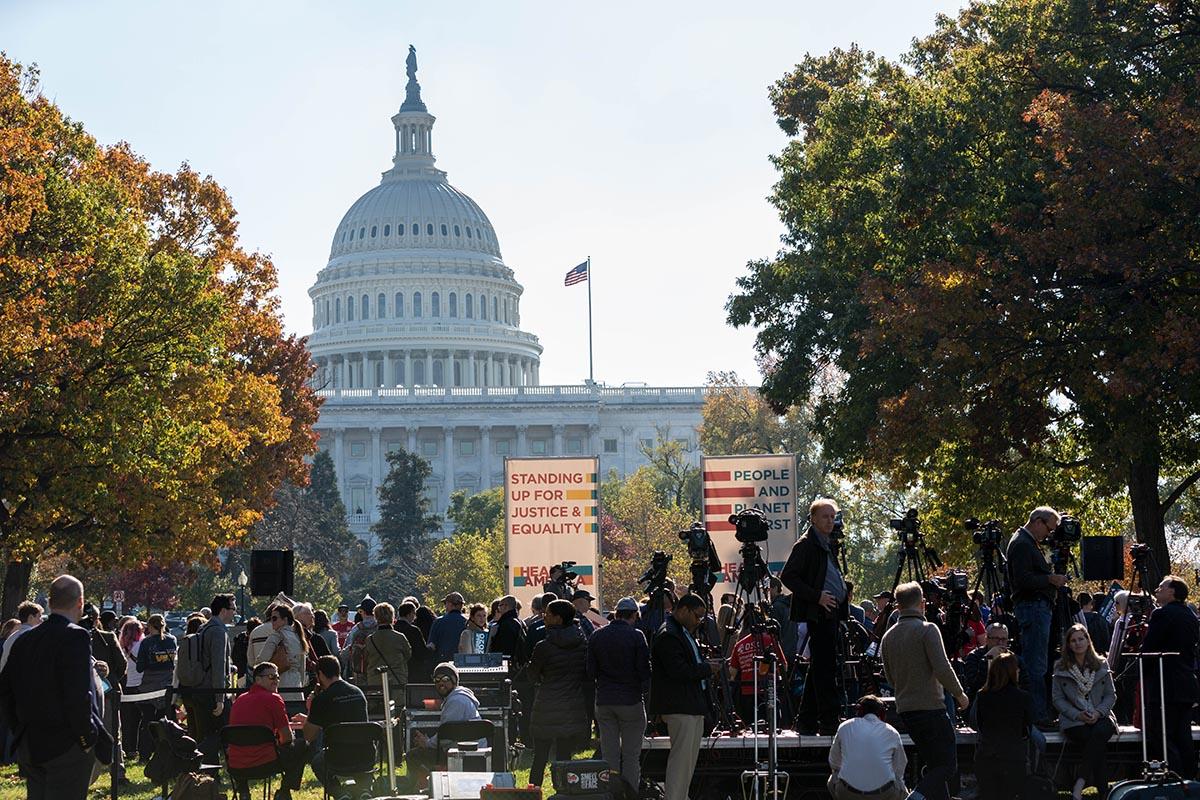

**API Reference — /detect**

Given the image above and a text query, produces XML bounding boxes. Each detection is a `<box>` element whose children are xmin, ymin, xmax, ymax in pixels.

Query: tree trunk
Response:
<box><xmin>1</xmin><ymin>560</ymin><xmax>33</xmax><ymax>619</ymax></box>
<box><xmin>1128</xmin><ymin>457</ymin><xmax>1168</xmax><ymax>589</ymax></box>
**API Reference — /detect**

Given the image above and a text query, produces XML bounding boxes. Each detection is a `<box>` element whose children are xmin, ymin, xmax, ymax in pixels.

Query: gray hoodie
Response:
<box><xmin>427</xmin><ymin>685</ymin><xmax>484</xmax><ymax>749</ymax></box>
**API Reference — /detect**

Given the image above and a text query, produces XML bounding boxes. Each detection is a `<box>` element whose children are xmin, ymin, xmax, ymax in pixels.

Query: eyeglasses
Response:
<box><xmin>259</xmin><ymin>673</ymin><xmax>280</xmax><ymax>681</ymax></box>
<box><xmin>986</xmin><ymin>636</ymin><xmax>1009</xmax><ymax>642</ymax></box>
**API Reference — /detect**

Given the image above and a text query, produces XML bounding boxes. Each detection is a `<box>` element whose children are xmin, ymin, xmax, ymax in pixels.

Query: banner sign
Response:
<box><xmin>505</xmin><ymin>457</ymin><xmax>601</xmax><ymax>612</ymax></box>
<box><xmin>701</xmin><ymin>454</ymin><xmax>799</xmax><ymax>588</ymax></box>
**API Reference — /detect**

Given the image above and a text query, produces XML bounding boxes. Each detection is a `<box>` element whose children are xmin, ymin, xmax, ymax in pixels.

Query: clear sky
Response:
<box><xmin>4</xmin><ymin>1</ymin><xmax>964</xmax><ymax>387</ymax></box>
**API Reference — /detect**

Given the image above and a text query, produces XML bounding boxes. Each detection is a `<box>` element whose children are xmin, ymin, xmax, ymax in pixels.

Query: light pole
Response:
<box><xmin>237</xmin><ymin>569</ymin><xmax>248</xmax><ymax>622</ymax></box>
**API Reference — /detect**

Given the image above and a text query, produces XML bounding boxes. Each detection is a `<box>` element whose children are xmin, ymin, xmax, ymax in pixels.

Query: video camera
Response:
<box><xmin>729</xmin><ymin>508</ymin><xmax>770</xmax><ymax>544</ymax></box>
<box><xmin>552</xmin><ymin>560</ymin><xmax>579</xmax><ymax>582</ymax></box>
<box><xmin>1047</xmin><ymin>515</ymin><xmax>1082</xmax><ymax>546</ymax></box>
<box><xmin>678</xmin><ymin>522</ymin><xmax>712</xmax><ymax>559</ymax></box>
<box><xmin>965</xmin><ymin>517</ymin><xmax>1004</xmax><ymax>548</ymax></box>
<box><xmin>890</xmin><ymin>508</ymin><xmax>921</xmax><ymax>544</ymax></box>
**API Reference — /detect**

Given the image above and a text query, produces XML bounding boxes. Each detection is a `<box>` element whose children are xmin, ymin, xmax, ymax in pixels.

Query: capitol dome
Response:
<box><xmin>307</xmin><ymin>49</ymin><xmax>542</xmax><ymax>391</ymax></box>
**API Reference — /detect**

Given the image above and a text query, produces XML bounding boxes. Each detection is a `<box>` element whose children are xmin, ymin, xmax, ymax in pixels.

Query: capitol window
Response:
<box><xmin>449</xmin><ymin>293</ymin><xmax>457</xmax><ymax>317</ymax></box>
<box><xmin>395</xmin><ymin>292</ymin><xmax>404</xmax><ymax>317</ymax></box>
<box><xmin>399</xmin><ymin>223</ymin><xmax>405</xmax><ymax>236</ymax></box>
<box><xmin>348</xmin><ymin>229</ymin><xmax>354</xmax><ymax>241</ymax></box>
<box><xmin>370</xmin><ymin>226</ymin><xmax>377</xmax><ymax>238</ymax></box>
<box><xmin>567</xmin><ymin>437</ymin><xmax>582</xmax><ymax>454</ymax></box>
<box><xmin>362</xmin><ymin>294</ymin><xmax>370</xmax><ymax>319</ymax></box>
<box><xmin>421</xmin><ymin>440</ymin><xmax>438</xmax><ymax>457</ymax></box>
<box><xmin>359</xmin><ymin>227</ymin><xmax>365</xmax><ymax>239</ymax></box>
<box><xmin>383</xmin><ymin>224</ymin><xmax>390</xmax><ymax>236</ymax></box>
<box><xmin>493</xmin><ymin>296</ymin><xmax>499</xmax><ymax>320</ymax></box>
<box><xmin>603</xmin><ymin>438</ymin><xmax>618</xmax><ymax>453</ymax></box>
<box><xmin>531</xmin><ymin>439</ymin><xmax>547</xmax><ymax>456</ymax></box>
<box><xmin>427</xmin><ymin>223</ymin><xmax>434</xmax><ymax>236</ymax></box>
<box><xmin>386</xmin><ymin>441</ymin><xmax>402</xmax><ymax>454</ymax></box>
<box><xmin>476</xmin><ymin>228</ymin><xmax>482</xmax><ymax>240</ymax></box>
<box><xmin>347</xmin><ymin>295</ymin><xmax>355</xmax><ymax>321</ymax></box>
<box><xmin>495</xmin><ymin>439</ymin><xmax>510</xmax><ymax>455</ymax></box>
<box><xmin>350</xmin><ymin>441</ymin><xmax>366</xmax><ymax>458</ymax></box>
<box><xmin>459</xmin><ymin>440</ymin><xmax>474</xmax><ymax>456</ymax></box>
<box><xmin>640</xmin><ymin>438</ymin><xmax>654</xmax><ymax>451</ymax></box>
<box><xmin>431</xmin><ymin>292</ymin><xmax>440</xmax><ymax>317</ymax></box>
<box><xmin>465</xmin><ymin>294</ymin><xmax>473</xmax><ymax>318</ymax></box>
<box><xmin>413</xmin><ymin>292</ymin><xmax>422</xmax><ymax>317</ymax></box>
<box><xmin>454</xmin><ymin>225</ymin><xmax>460</xmax><ymax>237</ymax></box>
<box><xmin>480</xmin><ymin>294</ymin><xmax>487</xmax><ymax>320</ymax></box>
<box><xmin>441</xmin><ymin>224</ymin><xmax>448</xmax><ymax>236</ymax></box>
<box><xmin>465</xmin><ymin>227</ymin><xmax>472</xmax><ymax>238</ymax></box>
<box><xmin>335</xmin><ymin>298</ymin><xmax>341</xmax><ymax>322</ymax></box>
<box><xmin>377</xmin><ymin>293</ymin><xmax>386</xmax><ymax>317</ymax></box>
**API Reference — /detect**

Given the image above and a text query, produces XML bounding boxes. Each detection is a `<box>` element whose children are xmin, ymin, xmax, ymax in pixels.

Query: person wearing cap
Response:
<box><xmin>587</xmin><ymin>597</ymin><xmax>651</xmax><ymax>789</ymax></box>
<box><xmin>428</xmin><ymin>592</ymin><xmax>466</xmax><ymax>663</ymax></box>
<box><xmin>342</xmin><ymin>596</ymin><xmax>379</xmax><ymax>683</ymax></box>
<box><xmin>407</xmin><ymin>662</ymin><xmax>484</xmax><ymax>785</ymax></box>
<box><xmin>571</xmin><ymin>590</ymin><xmax>597</xmax><ymax>638</ymax></box>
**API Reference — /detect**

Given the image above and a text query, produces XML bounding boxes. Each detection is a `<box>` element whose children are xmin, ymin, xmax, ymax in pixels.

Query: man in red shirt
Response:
<box><xmin>331</xmin><ymin>604</ymin><xmax>355</xmax><ymax>650</ymax></box>
<box><xmin>728</xmin><ymin>619</ymin><xmax>788</xmax><ymax>729</ymax></box>
<box><xmin>228</xmin><ymin>662</ymin><xmax>306</xmax><ymax>800</ymax></box>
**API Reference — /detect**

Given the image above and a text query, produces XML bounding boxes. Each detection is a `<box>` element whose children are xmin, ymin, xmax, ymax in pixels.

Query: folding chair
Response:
<box><xmin>319</xmin><ymin>721</ymin><xmax>385</xmax><ymax>800</ymax></box>
<box><xmin>220</xmin><ymin>724</ymin><xmax>284</xmax><ymax>800</ymax></box>
<box><xmin>436</xmin><ymin>719</ymin><xmax>497</xmax><ymax>767</ymax></box>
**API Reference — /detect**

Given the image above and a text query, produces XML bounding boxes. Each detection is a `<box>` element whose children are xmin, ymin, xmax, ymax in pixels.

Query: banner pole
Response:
<box><xmin>587</xmin><ymin>256</ymin><xmax>594</xmax><ymax>385</ymax></box>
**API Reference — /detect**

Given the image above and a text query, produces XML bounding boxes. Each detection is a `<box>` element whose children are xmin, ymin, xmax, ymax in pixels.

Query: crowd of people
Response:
<box><xmin>0</xmin><ymin>501</ymin><xmax>1197</xmax><ymax>800</ymax></box>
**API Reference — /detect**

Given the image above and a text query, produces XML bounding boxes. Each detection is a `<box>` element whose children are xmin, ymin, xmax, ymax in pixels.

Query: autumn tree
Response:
<box><xmin>417</xmin><ymin>526</ymin><xmax>506</xmax><ymax>605</ymax></box>
<box><xmin>0</xmin><ymin>56</ymin><xmax>318</xmax><ymax>614</ymax></box>
<box><xmin>372</xmin><ymin>449</ymin><xmax>440</xmax><ymax>590</ymax></box>
<box><xmin>639</xmin><ymin>431</ymin><xmax>701</xmax><ymax>514</ymax></box>
<box><xmin>600</xmin><ymin>468</ymin><xmax>694</xmax><ymax>608</ymax></box>
<box><xmin>728</xmin><ymin>1</ymin><xmax>1200</xmax><ymax>580</ymax></box>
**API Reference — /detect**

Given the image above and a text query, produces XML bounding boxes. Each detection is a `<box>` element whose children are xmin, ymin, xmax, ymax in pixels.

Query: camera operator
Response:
<box><xmin>1140</xmin><ymin>575</ymin><xmax>1199</xmax><ymax>780</ymax></box>
<box><xmin>781</xmin><ymin>498</ymin><xmax>847</xmax><ymax>735</ymax></box>
<box><xmin>1006</xmin><ymin>506</ymin><xmax>1068</xmax><ymax>727</ymax></box>
<box><xmin>543</xmin><ymin>563</ymin><xmax>575</xmax><ymax>604</ymax></box>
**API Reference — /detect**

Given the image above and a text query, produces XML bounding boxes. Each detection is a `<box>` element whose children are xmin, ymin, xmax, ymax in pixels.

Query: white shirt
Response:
<box><xmin>828</xmin><ymin>714</ymin><xmax>907</xmax><ymax>792</ymax></box>
<box><xmin>0</xmin><ymin>623</ymin><xmax>34</xmax><ymax>672</ymax></box>
<box><xmin>125</xmin><ymin>639</ymin><xmax>144</xmax><ymax>688</ymax></box>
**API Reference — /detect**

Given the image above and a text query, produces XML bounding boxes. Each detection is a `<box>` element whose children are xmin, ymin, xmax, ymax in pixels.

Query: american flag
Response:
<box><xmin>564</xmin><ymin>261</ymin><xmax>589</xmax><ymax>286</ymax></box>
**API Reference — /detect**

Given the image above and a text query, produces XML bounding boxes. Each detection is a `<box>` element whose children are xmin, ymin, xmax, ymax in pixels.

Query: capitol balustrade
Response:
<box><xmin>316</xmin><ymin>384</ymin><xmax>711</xmax><ymax>405</ymax></box>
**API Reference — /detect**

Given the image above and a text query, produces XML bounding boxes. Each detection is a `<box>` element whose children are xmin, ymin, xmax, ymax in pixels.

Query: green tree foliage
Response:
<box><xmin>372</xmin><ymin>449</ymin><xmax>440</xmax><ymax>590</ymax></box>
<box><xmin>728</xmin><ymin>1</ymin><xmax>1200</xmax><ymax>579</ymax></box>
<box><xmin>699</xmin><ymin>370</ymin><xmax>831</xmax><ymax>503</ymax></box>
<box><xmin>638</xmin><ymin>431</ymin><xmax>701</xmax><ymax>514</ymax></box>
<box><xmin>447</xmin><ymin>487</ymin><xmax>504</xmax><ymax>535</ymax></box>
<box><xmin>250</xmin><ymin>453</ymin><xmax>356</xmax><ymax>574</ymax></box>
<box><xmin>291</xmin><ymin>560</ymin><xmax>343</xmax><ymax>615</ymax></box>
<box><xmin>417</xmin><ymin>526</ymin><xmax>506</xmax><ymax>605</ymax></box>
<box><xmin>0</xmin><ymin>56</ymin><xmax>318</xmax><ymax>614</ymax></box>
<box><xmin>600</xmin><ymin>468</ymin><xmax>693</xmax><ymax>608</ymax></box>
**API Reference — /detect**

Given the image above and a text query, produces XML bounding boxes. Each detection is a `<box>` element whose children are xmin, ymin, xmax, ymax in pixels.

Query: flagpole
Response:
<box><xmin>586</xmin><ymin>255</ymin><xmax>594</xmax><ymax>385</ymax></box>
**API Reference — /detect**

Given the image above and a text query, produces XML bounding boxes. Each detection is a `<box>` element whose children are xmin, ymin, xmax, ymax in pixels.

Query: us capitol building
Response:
<box><xmin>307</xmin><ymin>50</ymin><xmax>707</xmax><ymax>537</ymax></box>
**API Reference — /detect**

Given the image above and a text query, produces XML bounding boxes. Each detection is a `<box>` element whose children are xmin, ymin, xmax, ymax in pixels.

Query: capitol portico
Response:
<box><xmin>308</xmin><ymin>49</ymin><xmax>705</xmax><ymax>537</ymax></box>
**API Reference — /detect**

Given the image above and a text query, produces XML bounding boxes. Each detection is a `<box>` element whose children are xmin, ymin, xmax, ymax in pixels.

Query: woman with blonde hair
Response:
<box><xmin>971</xmin><ymin>651</ymin><xmax>1032</xmax><ymax>800</ymax></box>
<box><xmin>1051</xmin><ymin>623</ymin><xmax>1116</xmax><ymax>800</ymax></box>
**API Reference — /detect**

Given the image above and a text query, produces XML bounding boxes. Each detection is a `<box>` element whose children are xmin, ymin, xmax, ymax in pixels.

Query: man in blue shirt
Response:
<box><xmin>587</xmin><ymin>597</ymin><xmax>650</xmax><ymax>789</ymax></box>
<box><xmin>428</xmin><ymin>592</ymin><xmax>467</xmax><ymax>663</ymax></box>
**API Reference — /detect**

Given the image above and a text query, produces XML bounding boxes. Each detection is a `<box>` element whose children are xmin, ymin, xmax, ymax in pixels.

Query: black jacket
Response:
<box><xmin>1005</xmin><ymin>528</ymin><xmax>1056</xmax><ymax>605</ymax></box>
<box><xmin>780</xmin><ymin>527</ymin><xmax>842</xmax><ymax>623</ymax></box>
<box><xmin>962</xmin><ymin>646</ymin><xmax>1030</xmax><ymax>701</ymax></box>
<box><xmin>1083</xmin><ymin>610</ymin><xmax>1112</xmax><ymax>654</ymax></box>
<box><xmin>0</xmin><ymin>614</ymin><xmax>111</xmax><ymax>764</ymax></box>
<box><xmin>586</xmin><ymin>618</ymin><xmax>651</xmax><ymax>706</ymax></box>
<box><xmin>528</xmin><ymin>623</ymin><xmax>590</xmax><ymax>739</ymax></box>
<box><xmin>91</xmin><ymin>627</ymin><xmax>126</xmax><ymax>688</ymax></box>
<box><xmin>971</xmin><ymin>683</ymin><xmax>1033</xmax><ymax>763</ymax></box>
<box><xmin>489</xmin><ymin>609</ymin><xmax>527</xmax><ymax>666</ymax></box>
<box><xmin>649</xmin><ymin>616</ymin><xmax>711</xmax><ymax>716</ymax></box>
<box><xmin>1140</xmin><ymin>600</ymin><xmax>1199</xmax><ymax>706</ymax></box>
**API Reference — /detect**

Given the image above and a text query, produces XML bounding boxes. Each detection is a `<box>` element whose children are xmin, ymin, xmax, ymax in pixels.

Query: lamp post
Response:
<box><xmin>237</xmin><ymin>569</ymin><xmax>248</xmax><ymax>622</ymax></box>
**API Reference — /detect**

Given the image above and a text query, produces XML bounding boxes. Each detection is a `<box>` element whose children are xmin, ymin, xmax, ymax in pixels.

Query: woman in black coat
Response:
<box><xmin>971</xmin><ymin>651</ymin><xmax>1033</xmax><ymax>800</ymax></box>
<box><xmin>527</xmin><ymin>599</ymin><xmax>589</xmax><ymax>786</ymax></box>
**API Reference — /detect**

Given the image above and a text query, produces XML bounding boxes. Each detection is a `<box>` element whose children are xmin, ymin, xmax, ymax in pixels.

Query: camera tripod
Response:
<box><xmin>973</xmin><ymin>542</ymin><xmax>1009</xmax><ymax>601</ymax></box>
<box><xmin>891</xmin><ymin>531</ymin><xmax>943</xmax><ymax>590</ymax></box>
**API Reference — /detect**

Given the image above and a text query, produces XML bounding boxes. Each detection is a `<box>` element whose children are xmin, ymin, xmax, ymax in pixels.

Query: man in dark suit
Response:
<box><xmin>650</xmin><ymin>594</ymin><xmax>716</xmax><ymax>800</ymax></box>
<box><xmin>0</xmin><ymin>574</ymin><xmax>111</xmax><ymax>799</ymax></box>
<box><xmin>1141</xmin><ymin>574</ymin><xmax>1199</xmax><ymax>780</ymax></box>
<box><xmin>781</xmin><ymin>498</ymin><xmax>847</xmax><ymax>734</ymax></box>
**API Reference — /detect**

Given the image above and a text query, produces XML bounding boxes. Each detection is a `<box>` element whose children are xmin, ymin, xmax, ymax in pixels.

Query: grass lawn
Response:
<box><xmin>0</xmin><ymin>745</ymin><xmax>554</xmax><ymax>800</ymax></box>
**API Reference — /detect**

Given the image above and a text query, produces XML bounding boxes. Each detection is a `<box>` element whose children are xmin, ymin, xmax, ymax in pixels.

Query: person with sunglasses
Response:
<box><xmin>227</xmin><ymin>662</ymin><xmax>306</xmax><ymax>800</ymax></box>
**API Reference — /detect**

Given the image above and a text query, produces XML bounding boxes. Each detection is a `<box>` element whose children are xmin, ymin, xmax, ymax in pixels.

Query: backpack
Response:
<box><xmin>144</xmin><ymin>719</ymin><xmax>202</xmax><ymax>786</ymax></box>
<box><xmin>170</xmin><ymin>771</ymin><xmax>226</xmax><ymax>800</ymax></box>
<box><xmin>348</xmin><ymin>625</ymin><xmax>371</xmax><ymax>683</ymax></box>
<box><xmin>175</xmin><ymin>626</ymin><xmax>212</xmax><ymax>688</ymax></box>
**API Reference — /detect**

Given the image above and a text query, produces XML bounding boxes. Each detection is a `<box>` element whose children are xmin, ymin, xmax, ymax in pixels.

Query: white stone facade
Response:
<box><xmin>306</xmin><ymin>55</ymin><xmax>704</xmax><ymax>535</ymax></box>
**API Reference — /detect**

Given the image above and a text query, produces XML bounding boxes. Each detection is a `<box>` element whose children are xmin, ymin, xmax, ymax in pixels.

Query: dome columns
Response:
<box><xmin>312</xmin><ymin>349</ymin><xmax>538</xmax><ymax>389</ymax></box>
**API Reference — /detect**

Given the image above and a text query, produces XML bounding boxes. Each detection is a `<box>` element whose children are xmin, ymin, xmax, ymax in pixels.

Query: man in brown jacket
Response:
<box><xmin>880</xmin><ymin>582</ymin><xmax>968</xmax><ymax>800</ymax></box>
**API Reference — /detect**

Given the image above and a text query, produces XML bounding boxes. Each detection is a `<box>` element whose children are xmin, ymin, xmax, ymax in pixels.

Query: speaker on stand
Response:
<box><xmin>1080</xmin><ymin>536</ymin><xmax>1125</xmax><ymax>582</ymax></box>
<box><xmin>250</xmin><ymin>549</ymin><xmax>294</xmax><ymax>597</ymax></box>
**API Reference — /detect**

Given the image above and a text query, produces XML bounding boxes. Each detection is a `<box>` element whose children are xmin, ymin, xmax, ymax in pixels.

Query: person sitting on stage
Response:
<box><xmin>971</xmin><ymin>652</ymin><xmax>1033</xmax><ymax>800</ymax></box>
<box><xmin>1051</xmin><ymin>623</ymin><xmax>1117</xmax><ymax>800</ymax></box>
<box><xmin>827</xmin><ymin>695</ymin><xmax>907</xmax><ymax>800</ymax></box>
<box><xmin>727</xmin><ymin>610</ymin><xmax>788</xmax><ymax>728</ymax></box>
<box><xmin>962</xmin><ymin>623</ymin><xmax>1030</xmax><ymax>702</ymax></box>
<box><xmin>228</xmin><ymin>662</ymin><xmax>306</xmax><ymax>800</ymax></box>
<box><xmin>780</xmin><ymin>497</ymin><xmax>848</xmax><ymax>735</ymax></box>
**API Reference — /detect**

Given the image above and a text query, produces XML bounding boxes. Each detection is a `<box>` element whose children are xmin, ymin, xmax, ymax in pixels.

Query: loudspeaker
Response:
<box><xmin>250</xmin><ymin>549</ymin><xmax>294</xmax><ymax>596</ymax></box>
<box><xmin>1081</xmin><ymin>537</ymin><xmax>1125</xmax><ymax>581</ymax></box>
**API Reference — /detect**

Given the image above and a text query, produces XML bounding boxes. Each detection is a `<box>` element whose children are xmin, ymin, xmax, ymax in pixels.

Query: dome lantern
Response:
<box><xmin>387</xmin><ymin>45</ymin><xmax>440</xmax><ymax>180</ymax></box>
